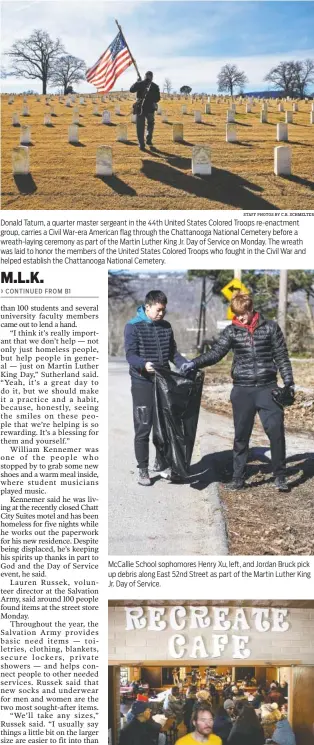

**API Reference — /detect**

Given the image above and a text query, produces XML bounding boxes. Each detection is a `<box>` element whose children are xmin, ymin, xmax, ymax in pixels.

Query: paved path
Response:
<box><xmin>108</xmin><ymin>360</ymin><xmax>314</xmax><ymax>555</ymax></box>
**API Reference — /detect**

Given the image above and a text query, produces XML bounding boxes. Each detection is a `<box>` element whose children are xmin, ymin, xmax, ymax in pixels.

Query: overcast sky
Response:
<box><xmin>2</xmin><ymin>0</ymin><xmax>314</xmax><ymax>93</ymax></box>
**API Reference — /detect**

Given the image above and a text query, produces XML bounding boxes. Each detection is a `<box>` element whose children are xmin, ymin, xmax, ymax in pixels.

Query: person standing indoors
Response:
<box><xmin>175</xmin><ymin>703</ymin><xmax>222</xmax><ymax>745</ymax></box>
<box><xmin>180</xmin><ymin>292</ymin><xmax>294</xmax><ymax>492</ymax></box>
<box><xmin>130</xmin><ymin>71</ymin><xmax>160</xmax><ymax>150</ymax></box>
<box><xmin>124</xmin><ymin>290</ymin><xmax>187</xmax><ymax>486</ymax></box>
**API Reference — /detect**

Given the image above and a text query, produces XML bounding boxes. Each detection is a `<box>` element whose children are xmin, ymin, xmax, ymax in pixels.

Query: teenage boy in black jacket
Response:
<box><xmin>124</xmin><ymin>289</ymin><xmax>187</xmax><ymax>486</ymax></box>
<box><xmin>181</xmin><ymin>292</ymin><xmax>294</xmax><ymax>492</ymax></box>
<box><xmin>130</xmin><ymin>71</ymin><xmax>160</xmax><ymax>150</ymax></box>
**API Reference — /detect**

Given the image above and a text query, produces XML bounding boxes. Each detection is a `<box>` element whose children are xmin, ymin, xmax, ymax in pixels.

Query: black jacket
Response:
<box><xmin>124</xmin><ymin>305</ymin><xmax>186</xmax><ymax>382</ymax></box>
<box><xmin>119</xmin><ymin>719</ymin><xmax>160</xmax><ymax>745</ymax></box>
<box><xmin>213</xmin><ymin>713</ymin><xmax>233</xmax><ymax>744</ymax></box>
<box><xmin>227</xmin><ymin>720</ymin><xmax>265</xmax><ymax>745</ymax></box>
<box><xmin>130</xmin><ymin>79</ymin><xmax>160</xmax><ymax>114</ymax></box>
<box><xmin>192</xmin><ymin>316</ymin><xmax>294</xmax><ymax>387</ymax></box>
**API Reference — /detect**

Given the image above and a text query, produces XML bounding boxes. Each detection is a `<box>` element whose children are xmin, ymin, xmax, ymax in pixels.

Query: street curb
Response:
<box><xmin>196</xmin><ymin>433</ymin><xmax>229</xmax><ymax>556</ymax></box>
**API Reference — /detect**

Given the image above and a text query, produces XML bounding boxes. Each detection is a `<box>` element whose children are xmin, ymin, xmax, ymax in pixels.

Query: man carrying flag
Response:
<box><xmin>130</xmin><ymin>71</ymin><xmax>160</xmax><ymax>151</ymax></box>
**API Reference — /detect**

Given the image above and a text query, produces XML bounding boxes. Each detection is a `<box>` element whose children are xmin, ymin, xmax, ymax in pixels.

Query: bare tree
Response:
<box><xmin>5</xmin><ymin>29</ymin><xmax>65</xmax><ymax>94</ymax></box>
<box><xmin>264</xmin><ymin>61</ymin><xmax>297</xmax><ymax>97</ymax></box>
<box><xmin>293</xmin><ymin>59</ymin><xmax>314</xmax><ymax>98</ymax></box>
<box><xmin>163</xmin><ymin>77</ymin><xmax>172</xmax><ymax>94</ymax></box>
<box><xmin>50</xmin><ymin>54</ymin><xmax>86</xmax><ymax>94</ymax></box>
<box><xmin>217</xmin><ymin>64</ymin><xmax>248</xmax><ymax>96</ymax></box>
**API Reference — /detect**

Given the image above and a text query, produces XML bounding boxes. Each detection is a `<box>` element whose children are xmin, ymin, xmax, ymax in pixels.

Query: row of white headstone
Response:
<box><xmin>14</xmin><ymin>119</ymin><xmax>314</xmax><ymax>146</ymax></box>
<box><xmin>12</xmin><ymin>143</ymin><xmax>294</xmax><ymax>177</ymax></box>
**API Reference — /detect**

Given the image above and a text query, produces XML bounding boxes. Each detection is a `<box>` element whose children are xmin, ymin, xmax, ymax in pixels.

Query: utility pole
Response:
<box><xmin>278</xmin><ymin>269</ymin><xmax>288</xmax><ymax>338</ymax></box>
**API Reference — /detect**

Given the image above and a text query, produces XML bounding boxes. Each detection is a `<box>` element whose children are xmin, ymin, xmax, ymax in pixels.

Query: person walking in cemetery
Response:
<box><xmin>175</xmin><ymin>702</ymin><xmax>222</xmax><ymax>745</ymax></box>
<box><xmin>180</xmin><ymin>291</ymin><xmax>294</xmax><ymax>492</ymax></box>
<box><xmin>124</xmin><ymin>289</ymin><xmax>187</xmax><ymax>486</ymax></box>
<box><xmin>130</xmin><ymin>70</ymin><xmax>160</xmax><ymax>150</ymax></box>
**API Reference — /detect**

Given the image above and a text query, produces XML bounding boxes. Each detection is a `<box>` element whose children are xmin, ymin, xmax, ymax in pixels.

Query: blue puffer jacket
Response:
<box><xmin>272</xmin><ymin>718</ymin><xmax>296</xmax><ymax>745</ymax></box>
<box><xmin>124</xmin><ymin>305</ymin><xmax>186</xmax><ymax>382</ymax></box>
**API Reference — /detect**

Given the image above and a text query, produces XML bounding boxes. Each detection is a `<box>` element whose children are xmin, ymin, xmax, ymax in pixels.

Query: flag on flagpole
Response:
<box><xmin>86</xmin><ymin>31</ymin><xmax>133</xmax><ymax>93</ymax></box>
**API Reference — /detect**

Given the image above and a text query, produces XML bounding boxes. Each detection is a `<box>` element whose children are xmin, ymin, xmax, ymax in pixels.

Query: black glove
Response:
<box><xmin>272</xmin><ymin>385</ymin><xmax>295</xmax><ymax>408</ymax></box>
<box><xmin>180</xmin><ymin>361</ymin><xmax>196</xmax><ymax>376</ymax></box>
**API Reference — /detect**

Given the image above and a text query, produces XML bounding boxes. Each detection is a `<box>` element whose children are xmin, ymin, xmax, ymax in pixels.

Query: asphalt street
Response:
<box><xmin>108</xmin><ymin>359</ymin><xmax>314</xmax><ymax>555</ymax></box>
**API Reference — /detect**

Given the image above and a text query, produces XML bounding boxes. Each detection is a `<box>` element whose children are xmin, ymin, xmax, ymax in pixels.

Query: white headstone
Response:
<box><xmin>72</xmin><ymin>111</ymin><xmax>80</xmax><ymax>124</ymax></box>
<box><xmin>93</xmin><ymin>105</ymin><xmax>99</xmax><ymax>115</ymax></box>
<box><xmin>246</xmin><ymin>103</ymin><xmax>252</xmax><ymax>113</ymax></box>
<box><xmin>162</xmin><ymin>112</ymin><xmax>168</xmax><ymax>123</ymax></box>
<box><xmin>8</xmin><ymin>96</ymin><xmax>14</xmax><ymax>104</ymax></box>
<box><xmin>277</xmin><ymin>122</ymin><xmax>288</xmax><ymax>141</ymax></box>
<box><xmin>181</xmin><ymin>105</ymin><xmax>187</xmax><ymax>114</ymax></box>
<box><xmin>157</xmin><ymin>105</ymin><xmax>162</xmax><ymax>115</ymax></box>
<box><xmin>226</xmin><ymin>109</ymin><xmax>235</xmax><ymax>122</ymax></box>
<box><xmin>22</xmin><ymin>105</ymin><xmax>29</xmax><ymax>116</ymax></box>
<box><xmin>68</xmin><ymin>124</ymin><xmax>79</xmax><ymax>143</ymax></box>
<box><xmin>226</xmin><ymin>123</ymin><xmax>237</xmax><ymax>142</ymax></box>
<box><xmin>23</xmin><ymin>96</ymin><xmax>27</xmax><ymax>103</ymax></box>
<box><xmin>117</xmin><ymin>123</ymin><xmax>128</xmax><ymax>142</ymax></box>
<box><xmin>49</xmin><ymin>106</ymin><xmax>55</xmax><ymax>116</ymax></box>
<box><xmin>192</xmin><ymin>145</ymin><xmax>211</xmax><ymax>175</ymax></box>
<box><xmin>115</xmin><ymin>105</ymin><xmax>120</xmax><ymax>115</ymax></box>
<box><xmin>44</xmin><ymin>113</ymin><xmax>51</xmax><ymax>126</ymax></box>
<box><xmin>278</xmin><ymin>103</ymin><xmax>284</xmax><ymax>112</ymax></box>
<box><xmin>194</xmin><ymin>110</ymin><xmax>202</xmax><ymax>123</ymax></box>
<box><xmin>204</xmin><ymin>103</ymin><xmax>211</xmax><ymax>114</ymax></box>
<box><xmin>311</xmin><ymin>102</ymin><xmax>314</xmax><ymax>112</ymax></box>
<box><xmin>79</xmin><ymin>97</ymin><xmax>85</xmax><ymax>105</ymax></box>
<box><xmin>66</xmin><ymin>99</ymin><xmax>71</xmax><ymax>107</ymax></box>
<box><xmin>20</xmin><ymin>126</ymin><xmax>31</xmax><ymax>145</ymax></box>
<box><xmin>260</xmin><ymin>110</ymin><xmax>268</xmax><ymax>123</ymax></box>
<box><xmin>274</xmin><ymin>145</ymin><xmax>291</xmax><ymax>176</ymax></box>
<box><xmin>310</xmin><ymin>111</ymin><xmax>314</xmax><ymax>124</ymax></box>
<box><xmin>12</xmin><ymin>146</ymin><xmax>29</xmax><ymax>175</ymax></box>
<box><xmin>231</xmin><ymin>103</ymin><xmax>236</xmax><ymax>112</ymax></box>
<box><xmin>293</xmin><ymin>102</ymin><xmax>298</xmax><ymax>112</ymax></box>
<box><xmin>96</xmin><ymin>145</ymin><xmax>112</xmax><ymax>176</ymax></box>
<box><xmin>173</xmin><ymin>122</ymin><xmax>183</xmax><ymax>142</ymax></box>
<box><xmin>285</xmin><ymin>111</ymin><xmax>293</xmax><ymax>123</ymax></box>
<box><xmin>12</xmin><ymin>112</ymin><xmax>20</xmax><ymax>126</ymax></box>
<box><xmin>102</xmin><ymin>110</ymin><xmax>111</xmax><ymax>124</ymax></box>
<box><xmin>36</xmin><ymin>96</ymin><xmax>41</xmax><ymax>102</ymax></box>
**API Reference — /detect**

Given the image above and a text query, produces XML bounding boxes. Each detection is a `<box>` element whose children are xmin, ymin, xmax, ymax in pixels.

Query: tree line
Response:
<box><xmin>3</xmin><ymin>28</ymin><xmax>314</xmax><ymax>98</ymax></box>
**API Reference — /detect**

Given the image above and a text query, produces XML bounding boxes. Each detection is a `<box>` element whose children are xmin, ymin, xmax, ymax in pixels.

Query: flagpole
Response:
<box><xmin>115</xmin><ymin>19</ymin><xmax>142</xmax><ymax>79</ymax></box>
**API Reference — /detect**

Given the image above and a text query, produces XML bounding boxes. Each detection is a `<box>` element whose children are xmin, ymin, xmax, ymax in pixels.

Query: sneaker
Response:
<box><xmin>227</xmin><ymin>478</ymin><xmax>245</xmax><ymax>491</ymax></box>
<box><xmin>146</xmin><ymin>138</ymin><xmax>152</xmax><ymax>146</ymax></box>
<box><xmin>274</xmin><ymin>476</ymin><xmax>289</xmax><ymax>491</ymax></box>
<box><xmin>160</xmin><ymin>468</ymin><xmax>183</xmax><ymax>483</ymax></box>
<box><xmin>138</xmin><ymin>468</ymin><xmax>151</xmax><ymax>486</ymax></box>
<box><xmin>139</xmin><ymin>144</ymin><xmax>146</xmax><ymax>151</ymax></box>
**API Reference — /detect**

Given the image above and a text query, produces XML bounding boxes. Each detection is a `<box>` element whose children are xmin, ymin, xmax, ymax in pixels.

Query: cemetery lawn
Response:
<box><xmin>2</xmin><ymin>94</ymin><xmax>314</xmax><ymax>210</ymax></box>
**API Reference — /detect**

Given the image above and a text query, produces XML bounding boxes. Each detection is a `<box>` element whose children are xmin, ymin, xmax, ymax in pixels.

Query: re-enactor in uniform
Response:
<box><xmin>130</xmin><ymin>71</ymin><xmax>160</xmax><ymax>150</ymax></box>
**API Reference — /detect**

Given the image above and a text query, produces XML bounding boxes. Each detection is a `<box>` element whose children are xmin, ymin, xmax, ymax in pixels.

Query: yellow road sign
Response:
<box><xmin>221</xmin><ymin>278</ymin><xmax>250</xmax><ymax>301</ymax></box>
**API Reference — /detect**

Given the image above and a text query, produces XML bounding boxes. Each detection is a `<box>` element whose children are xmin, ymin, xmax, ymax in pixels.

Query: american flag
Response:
<box><xmin>86</xmin><ymin>31</ymin><xmax>133</xmax><ymax>93</ymax></box>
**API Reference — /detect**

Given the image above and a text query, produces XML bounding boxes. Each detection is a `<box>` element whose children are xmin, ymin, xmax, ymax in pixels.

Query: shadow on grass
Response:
<box><xmin>141</xmin><ymin>159</ymin><xmax>278</xmax><ymax>209</ymax></box>
<box><xmin>231</xmin><ymin>142</ymin><xmax>254</xmax><ymax>148</ymax></box>
<box><xmin>13</xmin><ymin>173</ymin><xmax>37</xmax><ymax>194</ymax></box>
<box><xmin>69</xmin><ymin>141</ymin><xmax>86</xmax><ymax>147</ymax></box>
<box><xmin>102</xmin><ymin>122</ymin><xmax>117</xmax><ymax>127</ymax></box>
<box><xmin>285</xmin><ymin>174</ymin><xmax>314</xmax><ymax>189</ymax></box>
<box><xmin>95</xmin><ymin>174</ymin><xmax>137</xmax><ymax>196</ymax></box>
<box><xmin>43</xmin><ymin>123</ymin><xmax>55</xmax><ymax>128</ymax></box>
<box><xmin>118</xmin><ymin>140</ymin><xmax>137</xmax><ymax>146</ymax></box>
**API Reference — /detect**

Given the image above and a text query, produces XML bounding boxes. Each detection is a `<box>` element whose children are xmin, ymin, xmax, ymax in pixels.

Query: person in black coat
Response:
<box><xmin>213</xmin><ymin>706</ymin><xmax>233</xmax><ymax>744</ymax></box>
<box><xmin>130</xmin><ymin>71</ymin><xmax>160</xmax><ymax>150</ymax></box>
<box><xmin>227</xmin><ymin>704</ymin><xmax>265</xmax><ymax>745</ymax></box>
<box><xmin>181</xmin><ymin>291</ymin><xmax>294</xmax><ymax>492</ymax></box>
<box><xmin>119</xmin><ymin>701</ymin><xmax>161</xmax><ymax>745</ymax></box>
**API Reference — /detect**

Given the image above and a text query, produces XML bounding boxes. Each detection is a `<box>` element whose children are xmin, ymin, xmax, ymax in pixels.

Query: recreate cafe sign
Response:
<box><xmin>124</xmin><ymin>606</ymin><xmax>290</xmax><ymax>660</ymax></box>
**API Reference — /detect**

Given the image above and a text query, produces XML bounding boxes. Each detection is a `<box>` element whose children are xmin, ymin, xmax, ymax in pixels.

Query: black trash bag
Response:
<box><xmin>152</xmin><ymin>366</ymin><xmax>204</xmax><ymax>479</ymax></box>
